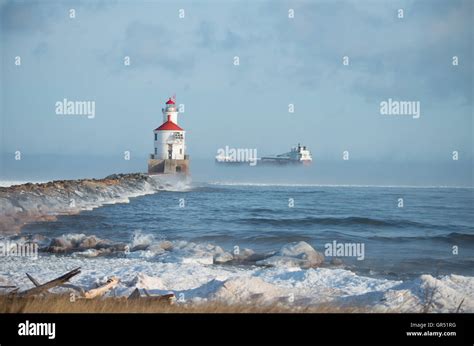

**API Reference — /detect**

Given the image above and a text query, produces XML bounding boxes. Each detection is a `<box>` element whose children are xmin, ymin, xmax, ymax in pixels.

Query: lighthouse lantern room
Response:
<box><xmin>148</xmin><ymin>97</ymin><xmax>189</xmax><ymax>174</ymax></box>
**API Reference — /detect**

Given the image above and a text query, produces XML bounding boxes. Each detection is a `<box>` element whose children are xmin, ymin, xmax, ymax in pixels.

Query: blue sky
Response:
<box><xmin>0</xmin><ymin>0</ymin><xmax>472</xmax><ymax>184</ymax></box>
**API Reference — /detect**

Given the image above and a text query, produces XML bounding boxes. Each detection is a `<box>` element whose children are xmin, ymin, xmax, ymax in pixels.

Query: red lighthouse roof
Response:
<box><xmin>155</xmin><ymin>119</ymin><xmax>183</xmax><ymax>132</ymax></box>
<box><xmin>166</xmin><ymin>98</ymin><xmax>175</xmax><ymax>105</ymax></box>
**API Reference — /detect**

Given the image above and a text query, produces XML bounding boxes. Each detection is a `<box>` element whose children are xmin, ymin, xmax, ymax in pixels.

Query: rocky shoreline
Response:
<box><xmin>0</xmin><ymin>173</ymin><xmax>177</xmax><ymax>234</ymax></box>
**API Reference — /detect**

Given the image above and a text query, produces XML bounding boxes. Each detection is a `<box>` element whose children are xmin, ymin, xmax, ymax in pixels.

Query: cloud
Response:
<box><xmin>0</xmin><ymin>1</ymin><xmax>55</xmax><ymax>33</ymax></box>
<box><xmin>197</xmin><ymin>20</ymin><xmax>243</xmax><ymax>50</ymax></box>
<box><xmin>255</xmin><ymin>0</ymin><xmax>472</xmax><ymax>103</ymax></box>
<box><xmin>102</xmin><ymin>20</ymin><xmax>196</xmax><ymax>75</ymax></box>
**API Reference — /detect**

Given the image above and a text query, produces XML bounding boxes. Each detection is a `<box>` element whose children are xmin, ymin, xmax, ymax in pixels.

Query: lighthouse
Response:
<box><xmin>148</xmin><ymin>97</ymin><xmax>189</xmax><ymax>174</ymax></box>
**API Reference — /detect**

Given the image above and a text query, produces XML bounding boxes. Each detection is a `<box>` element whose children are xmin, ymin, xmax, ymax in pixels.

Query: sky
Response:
<box><xmin>0</xmin><ymin>0</ymin><xmax>472</xmax><ymax>185</ymax></box>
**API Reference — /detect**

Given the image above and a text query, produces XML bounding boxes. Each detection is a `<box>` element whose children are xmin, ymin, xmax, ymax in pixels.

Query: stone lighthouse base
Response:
<box><xmin>148</xmin><ymin>157</ymin><xmax>190</xmax><ymax>175</ymax></box>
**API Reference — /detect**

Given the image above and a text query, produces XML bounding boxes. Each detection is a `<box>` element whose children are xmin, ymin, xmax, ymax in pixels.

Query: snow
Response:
<box><xmin>0</xmin><ymin>181</ymin><xmax>47</xmax><ymax>187</ymax></box>
<box><xmin>1</xmin><ymin>253</ymin><xmax>472</xmax><ymax>312</ymax></box>
<box><xmin>257</xmin><ymin>241</ymin><xmax>324</xmax><ymax>269</ymax></box>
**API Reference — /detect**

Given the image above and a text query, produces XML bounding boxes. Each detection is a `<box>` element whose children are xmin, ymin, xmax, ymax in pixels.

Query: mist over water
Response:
<box><xmin>1</xmin><ymin>155</ymin><xmax>472</xmax><ymax>187</ymax></box>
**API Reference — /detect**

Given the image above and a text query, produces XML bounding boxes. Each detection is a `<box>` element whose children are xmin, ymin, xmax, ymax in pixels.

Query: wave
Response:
<box><xmin>242</xmin><ymin>234</ymin><xmax>315</xmax><ymax>244</ymax></box>
<box><xmin>370</xmin><ymin>232</ymin><xmax>474</xmax><ymax>244</ymax></box>
<box><xmin>208</xmin><ymin>182</ymin><xmax>473</xmax><ymax>189</ymax></box>
<box><xmin>236</xmin><ymin>216</ymin><xmax>437</xmax><ymax>228</ymax></box>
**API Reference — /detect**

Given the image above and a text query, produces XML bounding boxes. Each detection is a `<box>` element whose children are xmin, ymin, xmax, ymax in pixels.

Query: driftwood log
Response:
<box><xmin>83</xmin><ymin>277</ymin><xmax>119</xmax><ymax>299</ymax></box>
<box><xmin>24</xmin><ymin>270</ymin><xmax>118</xmax><ymax>299</ymax></box>
<box><xmin>26</xmin><ymin>271</ymin><xmax>85</xmax><ymax>295</ymax></box>
<box><xmin>0</xmin><ymin>286</ymin><xmax>20</xmax><ymax>295</ymax></box>
<box><xmin>20</xmin><ymin>268</ymin><xmax>81</xmax><ymax>297</ymax></box>
<box><xmin>128</xmin><ymin>288</ymin><xmax>175</xmax><ymax>303</ymax></box>
<box><xmin>25</xmin><ymin>273</ymin><xmax>41</xmax><ymax>287</ymax></box>
<box><xmin>128</xmin><ymin>288</ymin><xmax>142</xmax><ymax>300</ymax></box>
<box><xmin>5</xmin><ymin>269</ymin><xmax>172</xmax><ymax>303</ymax></box>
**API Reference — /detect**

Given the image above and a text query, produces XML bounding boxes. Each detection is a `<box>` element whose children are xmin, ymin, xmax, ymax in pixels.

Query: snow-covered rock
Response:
<box><xmin>257</xmin><ymin>241</ymin><xmax>324</xmax><ymax>268</ymax></box>
<box><xmin>0</xmin><ymin>173</ymin><xmax>189</xmax><ymax>234</ymax></box>
<box><xmin>212</xmin><ymin>277</ymin><xmax>286</xmax><ymax>304</ymax></box>
<box><xmin>214</xmin><ymin>252</ymin><xmax>234</xmax><ymax>264</ymax></box>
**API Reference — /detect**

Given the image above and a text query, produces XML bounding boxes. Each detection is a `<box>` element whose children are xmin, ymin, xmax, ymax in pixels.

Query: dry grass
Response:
<box><xmin>0</xmin><ymin>295</ymin><xmax>366</xmax><ymax>313</ymax></box>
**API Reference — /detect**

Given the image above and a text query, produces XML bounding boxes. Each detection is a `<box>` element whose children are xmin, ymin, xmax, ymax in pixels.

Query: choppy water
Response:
<box><xmin>21</xmin><ymin>183</ymin><xmax>474</xmax><ymax>280</ymax></box>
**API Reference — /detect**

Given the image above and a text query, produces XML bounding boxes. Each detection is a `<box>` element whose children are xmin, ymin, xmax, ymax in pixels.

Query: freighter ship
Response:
<box><xmin>260</xmin><ymin>144</ymin><xmax>312</xmax><ymax>165</ymax></box>
<box><xmin>215</xmin><ymin>144</ymin><xmax>312</xmax><ymax>165</ymax></box>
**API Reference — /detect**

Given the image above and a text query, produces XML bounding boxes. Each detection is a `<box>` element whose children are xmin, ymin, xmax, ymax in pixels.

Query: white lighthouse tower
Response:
<box><xmin>148</xmin><ymin>97</ymin><xmax>189</xmax><ymax>174</ymax></box>
<box><xmin>162</xmin><ymin>97</ymin><xmax>179</xmax><ymax>124</ymax></box>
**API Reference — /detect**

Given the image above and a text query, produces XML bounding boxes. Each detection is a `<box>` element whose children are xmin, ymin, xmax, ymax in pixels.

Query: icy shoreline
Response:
<box><xmin>1</xmin><ymin>235</ymin><xmax>472</xmax><ymax>312</ymax></box>
<box><xmin>0</xmin><ymin>176</ymin><xmax>472</xmax><ymax>313</ymax></box>
<box><xmin>0</xmin><ymin>173</ymin><xmax>186</xmax><ymax>234</ymax></box>
<box><xmin>1</xmin><ymin>254</ymin><xmax>472</xmax><ymax>313</ymax></box>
